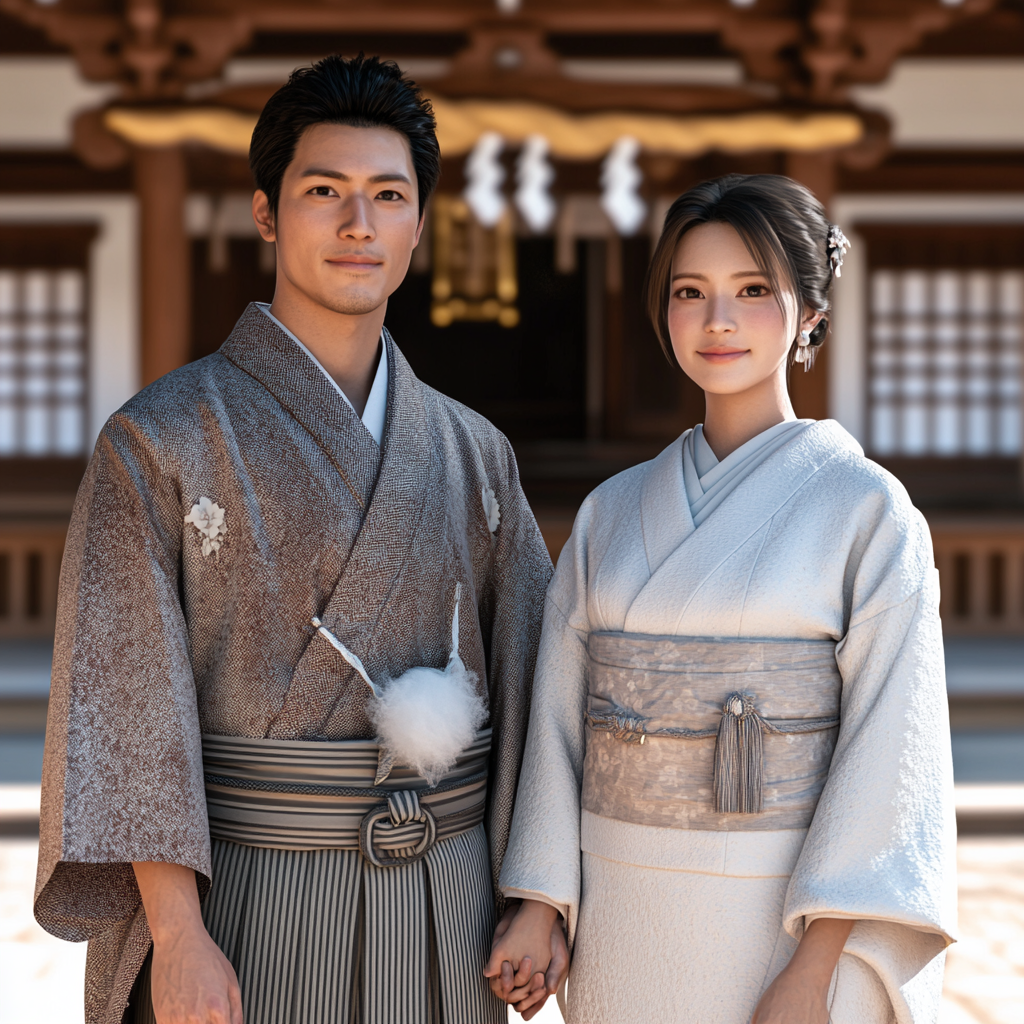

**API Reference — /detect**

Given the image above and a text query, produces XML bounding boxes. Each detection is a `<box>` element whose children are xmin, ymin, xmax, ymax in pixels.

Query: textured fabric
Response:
<box><xmin>501</xmin><ymin>420</ymin><xmax>956</xmax><ymax>1024</ymax></box>
<box><xmin>569</xmin><ymin>820</ymin><xmax>894</xmax><ymax>1024</ymax></box>
<box><xmin>36</xmin><ymin>303</ymin><xmax>552</xmax><ymax>1024</ymax></box>
<box><xmin>583</xmin><ymin>635</ymin><xmax>841</xmax><ymax>829</ymax></box>
<box><xmin>203</xmin><ymin>730</ymin><xmax>490</xmax><ymax>850</ymax></box>
<box><xmin>256</xmin><ymin>302</ymin><xmax>389</xmax><ymax>445</ymax></box>
<box><xmin>682</xmin><ymin>419</ymin><xmax>812</xmax><ymax>526</ymax></box>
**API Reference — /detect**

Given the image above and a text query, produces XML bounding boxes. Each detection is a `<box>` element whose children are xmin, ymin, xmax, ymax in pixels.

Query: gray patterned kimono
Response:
<box><xmin>33</xmin><ymin>303</ymin><xmax>552</xmax><ymax>1024</ymax></box>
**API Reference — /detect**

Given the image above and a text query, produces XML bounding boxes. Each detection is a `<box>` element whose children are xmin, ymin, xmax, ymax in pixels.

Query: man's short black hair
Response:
<box><xmin>249</xmin><ymin>54</ymin><xmax>440</xmax><ymax>216</ymax></box>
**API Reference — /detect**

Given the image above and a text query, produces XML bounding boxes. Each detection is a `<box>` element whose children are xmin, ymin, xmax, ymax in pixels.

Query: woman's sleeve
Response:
<box><xmin>498</xmin><ymin>512</ymin><xmax>591</xmax><ymax>942</ymax></box>
<box><xmin>784</xmin><ymin>506</ymin><xmax>957</xmax><ymax>1024</ymax></box>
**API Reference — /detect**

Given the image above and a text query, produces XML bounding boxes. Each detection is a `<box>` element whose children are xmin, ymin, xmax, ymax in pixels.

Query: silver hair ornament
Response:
<box><xmin>827</xmin><ymin>225</ymin><xmax>851</xmax><ymax>278</ymax></box>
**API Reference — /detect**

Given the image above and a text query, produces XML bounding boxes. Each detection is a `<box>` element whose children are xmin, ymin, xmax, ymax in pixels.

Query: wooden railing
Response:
<box><xmin>930</xmin><ymin>518</ymin><xmax>1024</xmax><ymax>636</ymax></box>
<box><xmin>0</xmin><ymin>522</ymin><xmax>66</xmax><ymax>640</ymax></box>
<box><xmin>1</xmin><ymin>517</ymin><xmax>1023</xmax><ymax>639</ymax></box>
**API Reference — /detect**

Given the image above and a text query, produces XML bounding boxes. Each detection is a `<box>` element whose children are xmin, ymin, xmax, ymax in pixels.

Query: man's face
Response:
<box><xmin>256</xmin><ymin>123</ymin><xmax>423</xmax><ymax>317</ymax></box>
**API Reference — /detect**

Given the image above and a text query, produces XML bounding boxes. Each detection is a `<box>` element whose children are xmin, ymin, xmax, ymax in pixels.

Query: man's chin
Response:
<box><xmin>320</xmin><ymin>289</ymin><xmax>387</xmax><ymax>317</ymax></box>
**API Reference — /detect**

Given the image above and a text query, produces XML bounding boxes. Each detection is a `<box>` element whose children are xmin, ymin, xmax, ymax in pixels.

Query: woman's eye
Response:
<box><xmin>742</xmin><ymin>284</ymin><xmax>769</xmax><ymax>297</ymax></box>
<box><xmin>677</xmin><ymin>287</ymin><xmax>703</xmax><ymax>299</ymax></box>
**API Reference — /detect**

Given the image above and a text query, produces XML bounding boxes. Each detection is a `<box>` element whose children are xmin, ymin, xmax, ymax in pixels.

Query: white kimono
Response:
<box><xmin>500</xmin><ymin>419</ymin><xmax>956</xmax><ymax>1024</ymax></box>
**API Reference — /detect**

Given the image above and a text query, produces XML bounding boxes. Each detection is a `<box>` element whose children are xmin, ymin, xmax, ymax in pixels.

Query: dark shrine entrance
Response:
<box><xmin>387</xmin><ymin>237</ymin><xmax>587</xmax><ymax>442</ymax></box>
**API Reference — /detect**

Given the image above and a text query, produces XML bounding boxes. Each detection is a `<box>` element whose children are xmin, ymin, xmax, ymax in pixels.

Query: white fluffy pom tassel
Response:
<box><xmin>369</xmin><ymin>656</ymin><xmax>487</xmax><ymax>786</ymax></box>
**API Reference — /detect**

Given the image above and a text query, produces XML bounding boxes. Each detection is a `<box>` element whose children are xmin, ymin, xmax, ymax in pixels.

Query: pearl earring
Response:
<box><xmin>794</xmin><ymin>328</ymin><xmax>813</xmax><ymax>367</ymax></box>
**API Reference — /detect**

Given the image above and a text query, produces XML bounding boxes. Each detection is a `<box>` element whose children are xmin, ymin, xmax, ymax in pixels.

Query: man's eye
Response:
<box><xmin>377</xmin><ymin>190</ymin><xmax>402</xmax><ymax>201</ymax></box>
<box><xmin>309</xmin><ymin>186</ymin><xmax>334</xmax><ymax>197</ymax></box>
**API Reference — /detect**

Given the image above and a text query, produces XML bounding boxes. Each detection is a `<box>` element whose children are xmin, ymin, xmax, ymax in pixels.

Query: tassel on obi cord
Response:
<box><xmin>311</xmin><ymin>584</ymin><xmax>487</xmax><ymax>786</ymax></box>
<box><xmin>714</xmin><ymin>693</ymin><xmax>764</xmax><ymax>814</ymax></box>
<box><xmin>586</xmin><ymin>691</ymin><xmax>839</xmax><ymax>815</ymax></box>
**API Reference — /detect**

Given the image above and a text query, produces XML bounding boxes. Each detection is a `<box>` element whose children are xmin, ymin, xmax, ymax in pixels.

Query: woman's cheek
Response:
<box><xmin>742</xmin><ymin>305</ymin><xmax>791</xmax><ymax>354</ymax></box>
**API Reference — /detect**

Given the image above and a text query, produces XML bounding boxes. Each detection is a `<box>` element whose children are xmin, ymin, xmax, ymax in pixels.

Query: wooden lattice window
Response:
<box><xmin>0</xmin><ymin>225</ymin><xmax>95</xmax><ymax>457</ymax></box>
<box><xmin>861</xmin><ymin>225</ymin><xmax>1024</xmax><ymax>458</ymax></box>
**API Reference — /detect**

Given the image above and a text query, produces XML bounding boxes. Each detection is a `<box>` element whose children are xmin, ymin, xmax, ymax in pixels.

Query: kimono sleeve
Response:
<box><xmin>783</xmin><ymin>505</ymin><xmax>957</xmax><ymax>1024</ymax></box>
<box><xmin>498</xmin><ymin>500</ymin><xmax>592</xmax><ymax>941</ymax></box>
<box><xmin>479</xmin><ymin>438</ymin><xmax>554</xmax><ymax>907</ymax></box>
<box><xmin>34</xmin><ymin>416</ymin><xmax>211</xmax><ymax>944</ymax></box>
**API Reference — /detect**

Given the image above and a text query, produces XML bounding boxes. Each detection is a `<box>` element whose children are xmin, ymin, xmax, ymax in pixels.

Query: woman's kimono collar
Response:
<box><xmin>631</xmin><ymin>419</ymin><xmax>863</xmax><ymax>633</ymax></box>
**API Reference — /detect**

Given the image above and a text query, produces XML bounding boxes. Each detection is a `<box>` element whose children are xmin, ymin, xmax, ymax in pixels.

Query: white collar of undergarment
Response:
<box><xmin>257</xmin><ymin>302</ymin><xmax>388</xmax><ymax>446</ymax></box>
<box><xmin>683</xmin><ymin>419</ymin><xmax>813</xmax><ymax>527</ymax></box>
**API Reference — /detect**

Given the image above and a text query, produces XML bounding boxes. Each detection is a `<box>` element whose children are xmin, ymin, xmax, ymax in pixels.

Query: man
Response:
<box><xmin>35</xmin><ymin>55</ymin><xmax>559</xmax><ymax>1024</ymax></box>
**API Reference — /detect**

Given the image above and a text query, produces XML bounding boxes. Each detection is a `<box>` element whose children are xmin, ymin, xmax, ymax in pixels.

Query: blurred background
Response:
<box><xmin>0</xmin><ymin>1</ymin><xmax>1022</xmax><ymax>1021</ymax></box>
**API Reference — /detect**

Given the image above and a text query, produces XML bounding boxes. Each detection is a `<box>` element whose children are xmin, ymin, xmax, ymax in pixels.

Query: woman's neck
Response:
<box><xmin>701</xmin><ymin>365</ymin><xmax>796</xmax><ymax>461</ymax></box>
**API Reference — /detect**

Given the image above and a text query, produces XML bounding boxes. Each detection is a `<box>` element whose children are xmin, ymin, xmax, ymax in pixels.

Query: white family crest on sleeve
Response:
<box><xmin>481</xmin><ymin>486</ymin><xmax>500</xmax><ymax>536</ymax></box>
<box><xmin>185</xmin><ymin>496</ymin><xmax>227</xmax><ymax>557</ymax></box>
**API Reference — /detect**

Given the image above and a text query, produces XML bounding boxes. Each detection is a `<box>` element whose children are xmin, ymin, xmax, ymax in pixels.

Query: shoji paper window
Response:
<box><xmin>869</xmin><ymin>268</ymin><xmax>1022</xmax><ymax>455</ymax></box>
<box><xmin>861</xmin><ymin>225</ymin><xmax>1024</xmax><ymax>458</ymax></box>
<box><xmin>0</xmin><ymin>225</ymin><xmax>94</xmax><ymax>457</ymax></box>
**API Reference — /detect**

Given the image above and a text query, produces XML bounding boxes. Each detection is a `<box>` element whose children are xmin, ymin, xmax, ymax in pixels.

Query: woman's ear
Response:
<box><xmin>799</xmin><ymin>311</ymin><xmax>826</xmax><ymax>337</ymax></box>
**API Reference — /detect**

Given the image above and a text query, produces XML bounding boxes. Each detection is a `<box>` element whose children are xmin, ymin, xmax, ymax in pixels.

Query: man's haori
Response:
<box><xmin>35</xmin><ymin>303</ymin><xmax>552</xmax><ymax>1024</ymax></box>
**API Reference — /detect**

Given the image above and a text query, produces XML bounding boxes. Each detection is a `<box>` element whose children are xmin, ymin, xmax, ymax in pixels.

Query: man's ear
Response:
<box><xmin>252</xmin><ymin>190</ymin><xmax>277</xmax><ymax>243</ymax></box>
<box><xmin>412</xmin><ymin>209</ymin><xmax>427</xmax><ymax>250</ymax></box>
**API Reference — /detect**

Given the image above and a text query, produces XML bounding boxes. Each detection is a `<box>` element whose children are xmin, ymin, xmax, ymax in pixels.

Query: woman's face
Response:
<box><xmin>668</xmin><ymin>222</ymin><xmax>805</xmax><ymax>396</ymax></box>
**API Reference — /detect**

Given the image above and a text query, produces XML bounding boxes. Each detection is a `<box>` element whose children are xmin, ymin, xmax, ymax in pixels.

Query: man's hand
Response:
<box><xmin>512</xmin><ymin>911</ymin><xmax>569</xmax><ymax>1021</ymax></box>
<box><xmin>484</xmin><ymin>899</ymin><xmax>561</xmax><ymax>1009</ymax></box>
<box><xmin>751</xmin><ymin>917</ymin><xmax>854</xmax><ymax>1024</ymax></box>
<box><xmin>133</xmin><ymin>861</ymin><xmax>243</xmax><ymax>1024</ymax></box>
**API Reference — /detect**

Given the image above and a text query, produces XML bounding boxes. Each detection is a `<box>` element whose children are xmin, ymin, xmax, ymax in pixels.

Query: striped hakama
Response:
<box><xmin>126</xmin><ymin>731</ymin><xmax>505</xmax><ymax>1024</ymax></box>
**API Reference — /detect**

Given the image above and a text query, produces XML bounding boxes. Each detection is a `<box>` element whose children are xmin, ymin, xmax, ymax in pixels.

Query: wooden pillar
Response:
<box><xmin>134</xmin><ymin>145</ymin><xmax>190</xmax><ymax>386</ymax></box>
<box><xmin>786</xmin><ymin>151</ymin><xmax>836</xmax><ymax>421</ymax></box>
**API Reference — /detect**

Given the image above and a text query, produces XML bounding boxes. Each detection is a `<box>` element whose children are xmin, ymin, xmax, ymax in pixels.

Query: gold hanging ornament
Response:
<box><xmin>430</xmin><ymin>195</ymin><xmax>519</xmax><ymax>328</ymax></box>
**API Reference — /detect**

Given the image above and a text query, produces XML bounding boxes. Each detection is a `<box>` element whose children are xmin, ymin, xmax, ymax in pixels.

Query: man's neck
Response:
<box><xmin>268</xmin><ymin>292</ymin><xmax>386</xmax><ymax>416</ymax></box>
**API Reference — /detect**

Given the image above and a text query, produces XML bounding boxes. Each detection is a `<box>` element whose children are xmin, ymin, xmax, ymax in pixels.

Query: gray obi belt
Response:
<box><xmin>203</xmin><ymin>728</ymin><xmax>490</xmax><ymax>866</ymax></box>
<box><xmin>585</xmin><ymin>633</ymin><xmax>841</xmax><ymax>831</ymax></box>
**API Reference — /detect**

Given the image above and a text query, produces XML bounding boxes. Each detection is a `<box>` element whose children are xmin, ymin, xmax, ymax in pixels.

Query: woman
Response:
<box><xmin>486</xmin><ymin>174</ymin><xmax>956</xmax><ymax>1024</ymax></box>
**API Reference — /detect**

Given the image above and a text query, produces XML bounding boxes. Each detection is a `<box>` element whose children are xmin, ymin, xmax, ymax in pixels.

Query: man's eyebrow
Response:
<box><xmin>298</xmin><ymin>168</ymin><xmax>412</xmax><ymax>185</ymax></box>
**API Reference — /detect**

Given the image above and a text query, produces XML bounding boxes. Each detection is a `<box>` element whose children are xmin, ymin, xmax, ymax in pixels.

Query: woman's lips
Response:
<box><xmin>698</xmin><ymin>348</ymin><xmax>748</xmax><ymax>363</ymax></box>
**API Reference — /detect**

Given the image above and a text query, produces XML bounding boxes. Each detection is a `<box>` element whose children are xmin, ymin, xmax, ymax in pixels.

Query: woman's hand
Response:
<box><xmin>484</xmin><ymin>899</ymin><xmax>564</xmax><ymax>1013</ymax></box>
<box><xmin>512</xmin><ymin>911</ymin><xmax>570</xmax><ymax>1020</ymax></box>
<box><xmin>134</xmin><ymin>861</ymin><xmax>243</xmax><ymax>1024</ymax></box>
<box><xmin>751</xmin><ymin>917</ymin><xmax>853</xmax><ymax>1024</ymax></box>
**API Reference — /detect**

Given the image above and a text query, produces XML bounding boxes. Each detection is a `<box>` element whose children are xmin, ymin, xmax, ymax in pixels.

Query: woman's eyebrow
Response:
<box><xmin>671</xmin><ymin>269</ymin><xmax>765</xmax><ymax>281</ymax></box>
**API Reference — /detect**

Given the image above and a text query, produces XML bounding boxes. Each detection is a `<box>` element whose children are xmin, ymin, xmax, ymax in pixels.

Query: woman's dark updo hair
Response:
<box><xmin>644</xmin><ymin>174</ymin><xmax>835</xmax><ymax>370</ymax></box>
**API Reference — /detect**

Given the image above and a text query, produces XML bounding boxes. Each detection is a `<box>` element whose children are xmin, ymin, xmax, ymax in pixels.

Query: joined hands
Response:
<box><xmin>484</xmin><ymin>899</ymin><xmax>569</xmax><ymax>1020</ymax></box>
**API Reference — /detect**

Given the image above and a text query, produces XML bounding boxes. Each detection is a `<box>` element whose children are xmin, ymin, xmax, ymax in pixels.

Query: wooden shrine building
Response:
<box><xmin>1</xmin><ymin>0</ymin><xmax>1023</xmax><ymax>639</ymax></box>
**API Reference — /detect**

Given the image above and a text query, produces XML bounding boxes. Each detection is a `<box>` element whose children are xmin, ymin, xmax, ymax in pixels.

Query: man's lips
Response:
<box><xmin>698</xmin><ymin>348</ymin><xmax>748</xmax><ymax>363</ymax></box>
<box><xmin>325</xmin><ymin>255</ymin><xmax>383</xmax><ymax>267</ymax></box>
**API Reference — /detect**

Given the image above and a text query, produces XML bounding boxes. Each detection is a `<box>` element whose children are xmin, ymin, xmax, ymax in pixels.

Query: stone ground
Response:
<box><xmin>0</xmin><ymin>835</ymin><xmax>1019</xmax><ymax>1024</ymax></box>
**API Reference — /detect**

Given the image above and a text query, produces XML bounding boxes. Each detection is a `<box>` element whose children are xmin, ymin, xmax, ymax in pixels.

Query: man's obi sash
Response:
<box><xmin>585</xmin><ymin>634</ymin><xmax>841</xmax><ymax>831</ymax></box>
<box><xmin>203</xmin><ymin>728</ymin><xmax>490</xmax><ymax>864</ymax></box>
